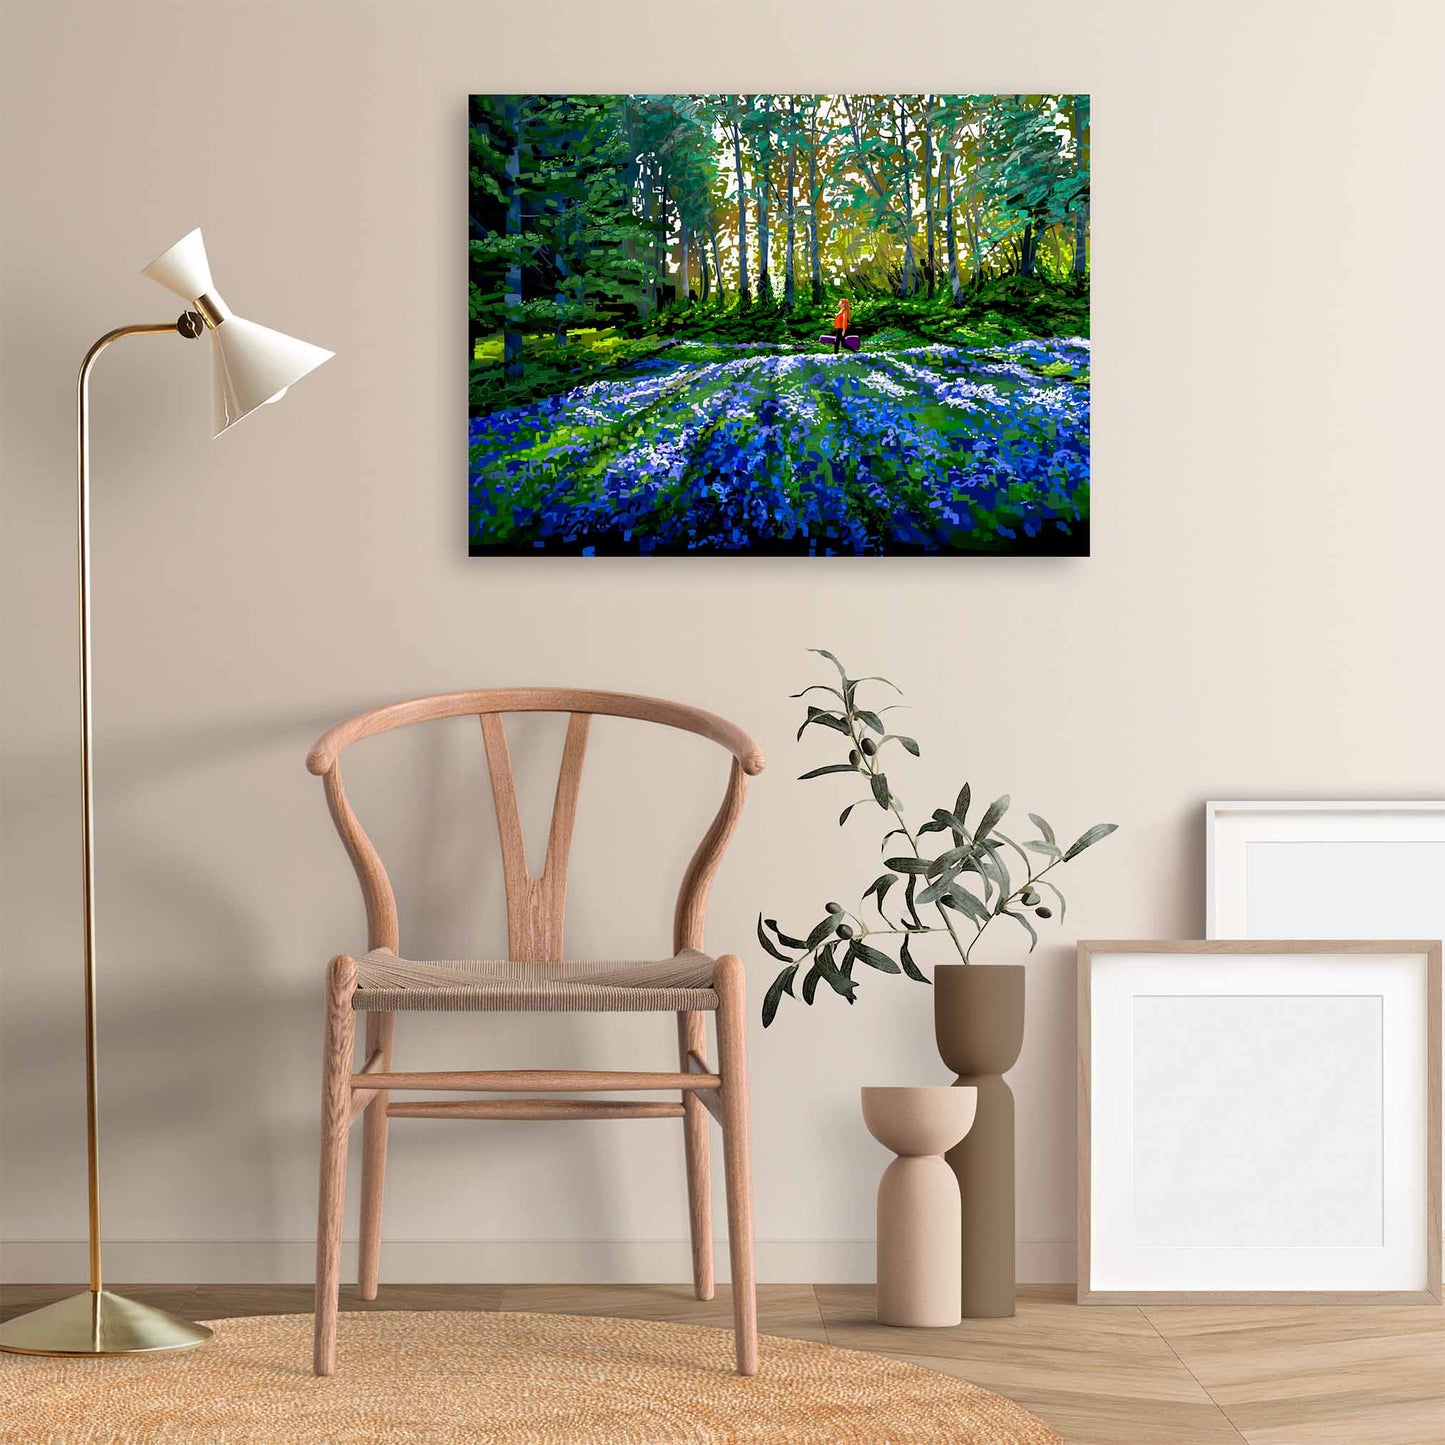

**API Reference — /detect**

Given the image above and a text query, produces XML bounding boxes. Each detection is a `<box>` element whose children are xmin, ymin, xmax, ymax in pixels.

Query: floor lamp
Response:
<box><xmin>0</xmin><ymin>230</ymin><xmax>332</xmax><ymax>1357</ymax></box>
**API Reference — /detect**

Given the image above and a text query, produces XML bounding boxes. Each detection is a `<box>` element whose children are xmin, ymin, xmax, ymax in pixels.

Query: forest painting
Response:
<box><xmin>469</xmin><ymin>94</ymin><xmax>1090</xmax><ymax>556</ymax></box>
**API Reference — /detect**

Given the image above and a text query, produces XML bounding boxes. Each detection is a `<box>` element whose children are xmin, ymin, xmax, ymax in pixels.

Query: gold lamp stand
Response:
<box><xmin>0</xmin><ymin>229</ymin><xmax>330</xmax><ymax>1357</ymax></box>
<box><xmin>0</xmin><ymin>319</ymin><xmax>213</xmax><ymax>1357</ymax></box>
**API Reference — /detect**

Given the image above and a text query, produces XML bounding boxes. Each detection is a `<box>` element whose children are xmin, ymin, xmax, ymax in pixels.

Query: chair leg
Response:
<box><xmin>358</xmin><ymin>1010</ymin><xmax>394</xmax><ymax>1300</ymax></box>
<box><xmin>314</xmin><ymin>955</ymin><xmax>358</xmax><ymax>1377</ymax></box>
<box><xmin>714</xmin><ymin>954</ymin><xmax>758</xmax><ymax>1376</ymax></box>
<box><xmin>677</xmin><ymin>1010</ymin><xmax>714</xmax><ymax>1301</ymax></box>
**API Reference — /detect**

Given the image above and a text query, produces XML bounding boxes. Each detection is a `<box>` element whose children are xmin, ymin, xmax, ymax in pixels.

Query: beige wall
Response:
<box><xmin>2</xmin><ymin>0</ymin><xmax>1442</xmax><ymax>1283</ymax></box>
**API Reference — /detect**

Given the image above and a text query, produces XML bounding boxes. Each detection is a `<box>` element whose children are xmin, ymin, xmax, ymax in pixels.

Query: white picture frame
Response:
<box><xmin>1207</xmin><ymin>800</ymin><xmax>1445</xmax><ymax>941</ymax></box>
<box><xmin>1077</xmin><ymin>940</ymin><xmax>1441</xmax><ymax>1305</ymax></box>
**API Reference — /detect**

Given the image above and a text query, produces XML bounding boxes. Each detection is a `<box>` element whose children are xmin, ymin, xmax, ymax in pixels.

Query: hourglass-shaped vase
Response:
<box><xmin>862</xmin><ymin>1086</ymin><xmax>978</xmax><ymax>1327</ymax></box>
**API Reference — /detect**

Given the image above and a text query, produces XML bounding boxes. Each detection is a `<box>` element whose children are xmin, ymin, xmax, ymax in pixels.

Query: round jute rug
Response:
<box><xmin>0</xmin><ymin>1310</ymin><xmax>1060</xmax><ymax>1443</ymax></box>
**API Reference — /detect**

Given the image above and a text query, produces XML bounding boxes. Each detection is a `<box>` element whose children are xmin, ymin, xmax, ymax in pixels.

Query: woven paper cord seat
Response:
<box><xmin>353</xmin><ymin>946</ymin><xmax>719</xmax><ymax>1013</ymax></box>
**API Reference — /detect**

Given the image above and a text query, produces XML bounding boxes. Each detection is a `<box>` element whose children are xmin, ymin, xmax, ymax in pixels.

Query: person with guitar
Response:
<box><xmin>831</xmin><ymin>294</ymin><xmax>853</xmax><ymax>353</ymax></box>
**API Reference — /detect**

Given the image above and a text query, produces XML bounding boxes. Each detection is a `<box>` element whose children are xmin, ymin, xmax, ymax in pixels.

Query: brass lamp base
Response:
<box><xmin>0</xmin><ymin>1290</ymin><xmax>212</xmax><ymax>1357</ymax></box>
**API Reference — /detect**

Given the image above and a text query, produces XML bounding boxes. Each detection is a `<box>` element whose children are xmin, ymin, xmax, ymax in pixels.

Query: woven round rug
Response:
<box><xmin>0</xmin><ymin>1310</ymin><xmax>1060</xmax><ymax>1443</ymax></box>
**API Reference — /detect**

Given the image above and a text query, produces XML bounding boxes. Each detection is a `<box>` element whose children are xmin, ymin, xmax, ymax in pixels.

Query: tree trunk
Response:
<box><xmin>1020</xmin><ymin>221</ymin><xmax>1036</xmax><ymax>279</ymax></box>
<box><xmin>943</xmin><ymin>133</ymin><xmax>962</xmax><ymax>307</ymax></box>
<box><xmin>756</xmin><ymin>97</ymin><xmax>773</xmax><ymax>303</ymax></box>
<box><xmin>699</xmin><ymin>241</ymin><xmax>711</xmax><ymax>303</ymax></box>
<box><xmin>1072</xmin><ymin>96</ymin><xmax>1089</xmax><ymax>279</ymax></box>
<box><xmin>553</xmin><ymin>206</ymin><xmax>571</xmax><ymax>345</ymax></box>
<box><xmin>897</xmin><ymin>99</ymin><xmax>916</xmax><ymax>298</ymax></box>
<box><xmin>732</xmin><ymin>115</ymin><xmax>751</xmax><ymax>309</ymax></box>
<box><xmin>643</xmin><ymin>168</ymin><xmax>657</xmax><ymax>317</ymax></box>
<box><xmin>503</xmin><ymin>97</ymin><xmax>524</xmax><ymax>381</ymax></box>
<box><xmin>679</xmin><ymin>222</ymin><xmax>691</xmax><ymax>304</ymax></box>
<box><xmin>808</xmin><ymin>111</ymin><xmax>823</xmax><ymax>304</ymax></box>
<box><xmin>923</xmin><ymin>99</ymin><xmax>936</xmax><ymax>300</ymax></box>
<box><xmin>784</xmin><ymin>97</ymin><xmax>797</xmax><ymax>312</ymax></box>
<box><xmin>708</xmin><ymin>221</ymin><xmax>726</xmax><ymax>307</ymax></box>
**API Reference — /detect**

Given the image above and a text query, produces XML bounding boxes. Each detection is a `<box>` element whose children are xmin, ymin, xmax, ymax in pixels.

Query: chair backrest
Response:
<box><xmin>307</xmin><ymin>688</ymin><xmax>766</xmax><ymax>962</ymax></box>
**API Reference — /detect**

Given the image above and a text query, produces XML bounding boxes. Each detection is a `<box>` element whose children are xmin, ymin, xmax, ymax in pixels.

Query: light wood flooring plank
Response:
<box><xmin>818</xmin><ymin>1284</ymin><xmax>1245</xmax><ymax>1444</ymax></box>
<box><xmin>1145</xmin><ymin>1302</ymin><xmax>1445</xmax><ymax>1444</ymax></box>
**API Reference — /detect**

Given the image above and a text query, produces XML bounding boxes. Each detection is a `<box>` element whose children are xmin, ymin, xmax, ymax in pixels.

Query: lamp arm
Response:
<box><xmin>75</xmin><ymin>314</ymin><xmax>201</xmax><ymax>1295</ymax></box>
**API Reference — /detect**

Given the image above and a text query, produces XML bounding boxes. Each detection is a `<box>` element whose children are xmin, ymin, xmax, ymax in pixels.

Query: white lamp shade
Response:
<box><xmin>142</xmin><ymin>228</ymin><xmax>214</xmax><ymax>301</ymax></box>
<box><xmin>208</xmin><ymin>315</ymin><xmax>333</xmax><ymax>437</ymax></box>
<box><xmin>143</xmin><ymin>228</ymin><xmax>333</xmax><ymax>436</ymax></box>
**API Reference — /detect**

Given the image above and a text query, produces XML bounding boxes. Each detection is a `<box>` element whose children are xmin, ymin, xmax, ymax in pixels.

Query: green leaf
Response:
<box><xmin>1000</xmin><ymin>907</ymin><xmax>1039</xmax><ymax>952</ymax></box>
<box><xmin>1028</xmin><ymin>812</ymin><xmax>1055</xmax><ymax>844</ymax></box>
<box><xmin>993</xmin><ymin>829</ymin><xmax>1034</xmax><ymax>872</ymax></box>
<box><xmin>797</xmin><ymin>706</ymin><xmax>851</xmax><ymax>740</ymax></box>
<box><xmin>870</xmin><ymin>773</ymin><xmax>892</xmax><ymax>809</ymax></box>
<box><xmin>863</xmin><ymin>874</ymin><xmax>897</xmax><ymax>921</ymax></box>
<box><xmin>899</xmin><ymin>933</ymin><xmax>929</xmax><ymax>983</ymax></box>
<box><xmin>916</xmin><ymin>870</ymin><xmax>962</xmax><ymax>907</ymax></box>
<box><xmin>1025</xmin><ymin>839</ymin><xmax>1062</xmax><ymax>859</ymax></box>
<box><xmin>838</xmin><ymin>801</ymin><xmax>866</xmax><ymax>827</ymax></box>
<box><xmin>903</xmin><ymin>873</ymin><xmax>923</xmax><ymax>927</ymax></box>
<box><xmin>854</xmin><ymin>709</ymin><xmax>885</xmax><ymax>734</ymax></box>
<box><xmin>756</xmin><ymin>915</ymin><xmax>793</xmax><ymax>963</ymax></box>
<box><xmin>764</xmin><ymin>918</ymin><xmax>808</xmax><ymax>950</ymax></box>
<box><xmin>809</xmin><ymin>648</ymin><xmax>850</xmax><ymax>683</ymax></box>
<box><xmin>1064</xmin><ymin>823</ymin><xmax>1119</xmax><ymax>860</ymax></box>
<box><xmin>1036</xmin><ymin>878</ymin><xmax>1067</xmax><ymax>920</ymax></box>
<box><xmin>944</xmin><ymin>885</ymin><xmax>993</xmax><ymax>927</ymax></box>
<box><xmin>954</xmin><ymin>783</ymin><xmax>971</xmax><ymax>828</ymax></box>
<box><xmin>761</xmin><ymin>964</ymin><xmax>799</xmax><ymax>1027</ymax></box>
<box><xmin>883</xmin><ymin>734</ymin><xmax>920</xmax><ymax>756</ymax></box>
<box><xmin>817</xmin><ymin>954</ymin><xmax>860</xmax><ymax>1000</ymax></box>
<box><xmin>884</xmin><ymin>856</ymin><xmax>932</xmax><ymax>874</ymax></box>
<box><xmin>804</xmin><ymin>914</ymin><xmax>839</xmax><ymax>951</ymax></box>
<box><xmin>975</xmin><ymin>794</ymin><xmax>1011</xmax><ymax>840</ymax></box>
<box><xmin>801</xmin><ymin>962</ymin><xmax>823</xmax><ymax>1005</ymax></box>
<box><xmin>789</xmin><ymin>684</ymin><xmax>845</xmax><ymax>702</ymax></box>
<box><xmin>848</xmin><ymin>939</ymin><xmax>901</xmax><ymax>974</ymax></box>
<box><xmin>927</xmin><ymin>843</ymin><xmax>973</xmax><ymax>876</ymax></box>
<box><xmin>798</xmin><ymin>763</ymin><xmax>858</xmax><ymax>781</ymax></box>
<box><xmin>924</xmin><ymin>808</ymin><xmax>970</xmax><ymax>844</ymax></box>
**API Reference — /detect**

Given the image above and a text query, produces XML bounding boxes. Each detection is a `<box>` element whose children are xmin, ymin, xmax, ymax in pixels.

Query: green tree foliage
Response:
<box><xmin>469</xmin><ymin>93</ymin><xmax>1089</xmax><ymax>402</ymax></box>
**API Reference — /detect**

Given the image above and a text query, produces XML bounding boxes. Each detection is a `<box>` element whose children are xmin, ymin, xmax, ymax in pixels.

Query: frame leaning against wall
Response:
<box><xmin>1077</xmin><ymin>939</ymin><xmax>1441</xmax><ymax>1306</ymax></box>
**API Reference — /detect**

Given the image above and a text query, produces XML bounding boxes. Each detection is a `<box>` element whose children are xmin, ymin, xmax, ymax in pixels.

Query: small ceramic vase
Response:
<box><xmin>862</xmin><ymin>1085</ymin><xmax>978</xmax><ymax>1327</ymax></box>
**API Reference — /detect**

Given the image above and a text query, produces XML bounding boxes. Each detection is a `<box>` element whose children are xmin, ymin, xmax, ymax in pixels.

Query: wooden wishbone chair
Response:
<box><xmin>306</xmin><ymin>688</ymin><xmax>765</xmax><ymax>1376</ymax></box>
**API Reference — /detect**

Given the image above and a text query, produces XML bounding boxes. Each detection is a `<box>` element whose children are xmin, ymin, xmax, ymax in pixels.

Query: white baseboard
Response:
<box><xmin>0</xmin><ymin>1239</ymin><xmax>1077</xmax><ymax>1286</ymax></box>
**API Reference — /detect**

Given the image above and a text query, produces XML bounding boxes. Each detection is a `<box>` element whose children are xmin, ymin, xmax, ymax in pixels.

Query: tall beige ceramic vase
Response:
<box><xmin>934</xmin><ymin>964</ymin><xmax>1026</xmax><ymax>1318</ymax></box>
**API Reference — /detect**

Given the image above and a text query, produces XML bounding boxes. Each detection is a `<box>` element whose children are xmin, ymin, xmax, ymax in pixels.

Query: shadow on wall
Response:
<box><xmin>2</xmin><ymin>712</ymin><xmax>325</xmax><ymax>1241</ymax></box>
<box><xmin>2</xmin><ymin>708</ymin><xmax>640</xmax><ymax>1253</ymax></box>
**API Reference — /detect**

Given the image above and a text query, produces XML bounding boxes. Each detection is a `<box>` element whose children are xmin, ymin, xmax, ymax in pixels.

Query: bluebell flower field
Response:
<box><xmin>470</xmin><ymin>94</ymin><xmax>1090</xmax><ymax>556</ymax></box>
<box><xmin>469</xmin><ymin>337</ymin><xmax>1088</xmax><ymax>554</ymax></box>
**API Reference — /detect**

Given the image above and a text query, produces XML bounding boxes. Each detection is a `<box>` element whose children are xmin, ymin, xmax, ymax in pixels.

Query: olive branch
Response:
<box><xmin>759</xmin><ymin>650</ymin><xmax>1117</xmax><ymax>1026</ymax></box>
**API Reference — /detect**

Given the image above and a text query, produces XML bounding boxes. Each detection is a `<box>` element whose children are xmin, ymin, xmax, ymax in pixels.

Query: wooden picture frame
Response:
<box><xmin>1077</xmin><ymin>940</ymin><xmax>1441</xmax><ymax>1305</ymax></box>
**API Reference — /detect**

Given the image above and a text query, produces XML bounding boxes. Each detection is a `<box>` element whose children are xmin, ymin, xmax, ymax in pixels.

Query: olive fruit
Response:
<box><xmin>1021</xmin><ymin>889</ymin><xmax>1039</xmax><ymax>906</ymax></box>
<box><xmin>825</xmin><ymin>901</ymin><xmax>843</xmax><ymax>915</ymax></box>
<box><xmin>1035</xmin><ymin>906</ymin><xmax>1052</xmax><ymax>919</ymax></box>
<box><xmin>860</xmin><ymin>737</ymin><xmax>878</xmax><ymax>756</ymax></box>
<box><xmin>835</xmin><ymin>922</ymin><xmax>855</xmax><ymax>939</ymax></box>
<box><xmin>848</xmin><ymin>749</ymin><xmax>861</xmax><ymax>767</ymax></box>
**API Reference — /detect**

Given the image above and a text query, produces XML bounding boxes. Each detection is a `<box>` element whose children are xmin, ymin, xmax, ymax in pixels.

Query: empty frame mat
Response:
<box><xmin>1078</xmin><ymin>942</ymin><xmax>1440</xmax><ymax>1303</ymax></box>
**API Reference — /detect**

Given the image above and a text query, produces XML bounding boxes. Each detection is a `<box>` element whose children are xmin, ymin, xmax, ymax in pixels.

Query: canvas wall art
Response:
<box><xmin>468</xmin><ymin>94</ymin><xmax>1090</xmax><ymax>556</ymax></box>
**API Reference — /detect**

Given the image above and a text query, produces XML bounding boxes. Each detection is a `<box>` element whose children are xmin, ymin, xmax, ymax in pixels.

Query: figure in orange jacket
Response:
<box><xmin>832</xmin><ymin>296</ymin><xmax>852</xmax><ymax>354</ymax></box>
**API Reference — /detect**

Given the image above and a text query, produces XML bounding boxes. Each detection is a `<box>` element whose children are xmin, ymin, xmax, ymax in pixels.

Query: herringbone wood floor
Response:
<box><xmin>2</xmin><ymin>1282</ymin><xmax>1441</xmax><ymax>1443</ymax></box>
